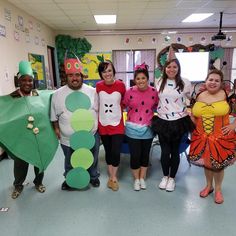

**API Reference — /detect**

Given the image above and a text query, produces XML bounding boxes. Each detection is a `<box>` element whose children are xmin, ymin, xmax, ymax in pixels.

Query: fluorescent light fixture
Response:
<box><xmin>94</xmin><ymin>15</ymin><xmax>116</xmax><ymax>24</ymax></box>
<box><xmin>182</xmin><ymin>13</ymin><xmax>213</xmax><ymax>23</ymax></box>
<box><xmin>161</xmin><ymin>31</ymin><xmax>177</xmax><ymax>35</ymax></box>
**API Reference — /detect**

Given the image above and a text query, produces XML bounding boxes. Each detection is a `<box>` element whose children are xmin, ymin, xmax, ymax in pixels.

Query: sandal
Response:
<box><xmin>11</xmin><ymin>187</ymin><xmax>23</xmax><ymax>199</ymax></box>
<box><xmin>35</xmin><ymin>184</ymin><xmax>46</xmax><ymax>193</ymax></box>
<box><xmin>215</xmin><ymin>191</ymin><xmax>224</xmax><ymax>204</ymax></box>
<box><xmin>199</xmin><ymin>187</ymin><xmax>214</xmax><ymax>198</ymax></box>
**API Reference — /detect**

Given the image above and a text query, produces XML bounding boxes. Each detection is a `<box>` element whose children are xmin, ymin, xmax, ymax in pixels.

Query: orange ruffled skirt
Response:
<box><xmin>189</xmin><ymin>115</ymin><xmax>236</xmax><ymax>170</ymax></box>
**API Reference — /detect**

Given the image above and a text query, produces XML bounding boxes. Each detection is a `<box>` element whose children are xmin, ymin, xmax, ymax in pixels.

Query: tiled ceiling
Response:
<box><xmin>7</xmin><ymin>0</ymin><xmax>236</xmax><ymax>31</ymax></box>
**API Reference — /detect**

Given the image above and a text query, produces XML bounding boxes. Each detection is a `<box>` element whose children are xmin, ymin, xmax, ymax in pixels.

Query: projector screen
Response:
<box><xmin>175</xmin><ymin>52</ymin><xmax>209</xmax><ymax>82</ymax></box>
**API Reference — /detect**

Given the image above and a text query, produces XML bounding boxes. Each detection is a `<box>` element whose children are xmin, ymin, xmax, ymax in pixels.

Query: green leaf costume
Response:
<box><xmin>0</xmin><ymin>90</ymin><xmax>58</xmax><ymax>172</ymax></box>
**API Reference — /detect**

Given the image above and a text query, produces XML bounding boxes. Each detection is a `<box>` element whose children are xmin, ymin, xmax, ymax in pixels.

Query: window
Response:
<box><xmin>112</xmin><ymin>49</ymin><xmax>156</xmax><ymax>87</ymax></box>
<box><xmin>231</xmin><ymin>48</ymin><xmax>236</xmax><ymax>84</ymax></box>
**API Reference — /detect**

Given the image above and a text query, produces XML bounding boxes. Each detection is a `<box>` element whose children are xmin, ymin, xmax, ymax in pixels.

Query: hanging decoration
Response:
<box><xmin>137</xmin><ymin>37</ymin><xmax>143</xmax><ymax>44</ymax></box>
<box><xmin>176</xmin><ymin>36</ymin><xmax>181</xmax><ymax>42</ymax></box>
<box><xmin>152</xmin><ymin>37</ymin><xmax>157</xmax><ymax>44</ymax></box>
<box><xmin>200</xmin><ymin>36</ymin><xmax>206</xmax><ymax>45</ymax></box>
<box><xmin>164</xmin><ymin>35</ymin><xmax>171</xmax><ymax>42</ymax></box>
<box><xmin>156</xmin><ymin>43</ymin><xmax>224</xmax><ymax>71</ymax></box>
<box><xmin>188</xmin><ymin>36</ymin><xmax>193</xmax><ymax>43</ymax></box>
<box><xmin>125</xmin><ymin>37</ymin><xmax>130</xmax><ymax>44</ymax></box>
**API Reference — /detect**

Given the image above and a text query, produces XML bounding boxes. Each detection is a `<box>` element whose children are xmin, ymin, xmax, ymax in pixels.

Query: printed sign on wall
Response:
<box><xmin>0</xmin><ymin>25</ymin><xmax>6</xmax><ymax>37</ymax></box>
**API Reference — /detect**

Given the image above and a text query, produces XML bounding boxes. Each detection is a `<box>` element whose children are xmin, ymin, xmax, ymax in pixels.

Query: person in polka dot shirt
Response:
<box><xmin>123</xmin><ymin>63</ymin><xmax>159</xmax><ymax>191</ymax></box>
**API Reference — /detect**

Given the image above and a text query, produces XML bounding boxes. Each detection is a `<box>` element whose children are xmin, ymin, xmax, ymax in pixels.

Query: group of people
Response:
<box><xmin>1</xmin><ymin>55</ymin><xmax>235</xmax><ymax>205</ymax></box>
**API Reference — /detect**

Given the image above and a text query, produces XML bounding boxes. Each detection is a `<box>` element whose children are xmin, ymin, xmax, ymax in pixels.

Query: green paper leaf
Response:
<box><xmin>71</xmin><ymin>148</ymin><xmax>94</xmax><ymax>169</ymax></box>
<box><xmin>70</xmin><ymin>109</ymin><xmax>94</xmax><ymax>131</ymax></box>
<box><xmin>160</xmin><ymin>54</ymin><xmax>167</xmax><ymax>66</ymax></box>
<box><xmin>70</xmin><ymin>131</ymin><xmax>95</xmax><ymax>150</ymax></box>
<box><xmin>215</xmin><ymin>47</ymin><xmax>224</xmax><ymax>59</ymax></box>
<box><xmin>210</xmin><ymin>51</ymin><xmax>217</xmax><ymax>60</ymax></box>
<box><xmin>0</xmin><ymin>91</ymin><xmax>58</xmax><ymax>172</ymax></box>
<box><xmin>65</xmin><ymin>91</ymin><xmax>91</xmax><ymax>112</ymax></box>
<box><xmin>66</xmin><ymin>167</ymin><xmax>90</xmax><ymax>189</ymax></box>
<box><xmin>154</xmin><ymin>68</ymin><xmax>162</xmax><ymax>78</ymax></box>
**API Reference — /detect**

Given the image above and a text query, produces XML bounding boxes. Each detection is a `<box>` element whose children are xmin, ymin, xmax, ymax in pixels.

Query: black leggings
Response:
<box><xmin>13</xmin><ymin>157</ymin><xmax>44</xmax><ymax>188</ymax></box>
<box><xmin>101</xmin><ymin>134</ymin><xmax>124</xmax><ymax>167</ymax></box>
<box><xmin>158</xmin><ymin>134</ymin><xmax>182</xmax><ymax>178</ymax></box>
<box><xmin>127</xmin><ymin>137</ymin><xmax>153</xmax><ymax>169</ymax></box>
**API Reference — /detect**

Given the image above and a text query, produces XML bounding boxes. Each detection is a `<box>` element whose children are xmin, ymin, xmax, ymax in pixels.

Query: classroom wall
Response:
<box><xmin>0</xmin><ymin>0</ymin><xmax>55</xmax><ymax>95</ymax></box>
<box><xmin>0</xmin><ymin>0</ymin><xmax>235</xmax><ymax>95</ymax></box>
<box><xmin>55</xmin><ymin>30</ymin><xmax>236</xmax><ymax>53</ymax></box>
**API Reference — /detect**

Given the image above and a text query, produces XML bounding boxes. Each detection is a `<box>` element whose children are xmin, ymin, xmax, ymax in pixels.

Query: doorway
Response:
<box><xmin>47</xmin><ymin>46</ymin><xmax>57</xmax><ymax>88</ymax></box>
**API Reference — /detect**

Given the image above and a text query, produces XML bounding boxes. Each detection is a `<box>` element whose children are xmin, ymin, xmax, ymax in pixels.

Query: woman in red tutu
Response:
<box><xmin>189</xmin><ymin>69</ymin><xmax>236</xmax><ymax>204</ymax></box>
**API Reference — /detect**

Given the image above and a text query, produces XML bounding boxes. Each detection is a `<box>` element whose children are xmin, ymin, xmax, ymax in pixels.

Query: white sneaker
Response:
<box><xmin>159</xmin><ymin>176</ymin><xmax>169</xmax><ymax>190</ymax></box>
<box><xmin>166</xmin><ymin>178</ymin><xmax>175</xmax><ymax>192</ymax></box>
<box><xmin>134</xmin><ymin>179</ymin><xmax>141</xmax><ymax>191</ymax></box>
<box><xmin>140</xmin><ymin>178</ymin><xmax>146</xmax><ymax>190</ymax></box>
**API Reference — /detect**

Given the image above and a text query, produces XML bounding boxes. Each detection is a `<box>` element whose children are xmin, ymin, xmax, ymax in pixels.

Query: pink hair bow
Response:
<box><xmin>134</xmin><ymin>62</ymin><xmax>148</xmax><ymax>71</ymax></box>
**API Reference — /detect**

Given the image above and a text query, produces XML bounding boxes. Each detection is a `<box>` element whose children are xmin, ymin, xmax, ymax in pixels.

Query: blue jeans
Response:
<box><xmin>61</xmin><ymin>132</ymin><xmax>100</xmax><ymax>180</ymax></box>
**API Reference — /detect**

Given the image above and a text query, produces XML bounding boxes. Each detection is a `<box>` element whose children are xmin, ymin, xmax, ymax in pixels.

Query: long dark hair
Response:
<box><xmin>159</xmin><ymin>58</ymin><xmax>184</xmax><ymax>93</ymax></box>
<box><xmin>98</xmin><ymin>60</ymin><xmax>116</xmax><ymax>79</ymax></box>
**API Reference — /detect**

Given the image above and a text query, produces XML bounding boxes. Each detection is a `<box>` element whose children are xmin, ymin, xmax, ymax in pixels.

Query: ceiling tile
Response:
<box><xmin>57</xmin><ymin>3</ymin><xmax>89</xmax><ymax>10</ymax></box>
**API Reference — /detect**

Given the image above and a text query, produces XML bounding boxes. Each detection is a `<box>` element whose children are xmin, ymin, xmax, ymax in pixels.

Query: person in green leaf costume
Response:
<box><xmin>0</xmin><ymin>61</ymin><xmax>58</xmax><ymax>199</ymax></box>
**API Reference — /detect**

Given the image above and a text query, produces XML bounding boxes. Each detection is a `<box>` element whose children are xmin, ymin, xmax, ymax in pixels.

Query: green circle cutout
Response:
<box><xmin>66</xmin><ymin>167</ymin><xmax>90</xmax><ymax>189</ymax></box>
<box><xmin>70</xmin><ymin>131</ymin><xmax>95</xmax><ymax>150</ymax></box>
<box><xmin>70</xmin><ymin>109</ymin><xmax>94</xmax><ymax>131</ymax></box>
<box><xmin>75</xmin><ymin>62</ymin><xmax>79</xmax><ymax>69</ymax></box>
<box><xmin>67</xmin><ymin>63</ymin><xmax>71</xmax><ymax>69</ymax></box>
<box><xmin>65</xmin><ymin>92</ymin><xmax>91</xmax><ymax>112</ymax></box>
<box><xmin>71</xmin><ymin>148</ymin><xmax>94</xmax><ymax>169</ymax></box>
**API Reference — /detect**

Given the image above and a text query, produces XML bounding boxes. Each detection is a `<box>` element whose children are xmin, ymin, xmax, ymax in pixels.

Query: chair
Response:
<box><xmin>150</xmin><ymin>132</ymin><xmax>191</xmax><ymax>166</ymax></box>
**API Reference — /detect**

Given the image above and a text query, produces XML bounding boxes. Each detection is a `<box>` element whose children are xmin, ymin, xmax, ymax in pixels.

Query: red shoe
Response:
<box><xmin>215</xmin><ymin>191</ymin><xmax>224</xmax><ymax>204</ymax></box>
<box><xmin>199</xmin><ymin>187</ymin><xmax>214</xmax><ymax>198</ymax></box>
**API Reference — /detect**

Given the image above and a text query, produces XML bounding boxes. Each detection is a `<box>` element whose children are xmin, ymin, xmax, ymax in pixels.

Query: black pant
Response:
<box><xmin>158</xmin><ymin>134</ymin><xmax>182</xmax><ymax>178</ymax></box>
<box><xmin>127</xmin><ymin>137</ymin><xmax>153</xmax><ymax>169</ymax></box>
<box><xmin>13</xmin><ymin>157</ymin><xmax>44</xmax><ymax>188</ymax></box>
<box><xmin>100</xmin><ymin>134</ymin><xmax>124</xmax><ymax>167</ymax></box>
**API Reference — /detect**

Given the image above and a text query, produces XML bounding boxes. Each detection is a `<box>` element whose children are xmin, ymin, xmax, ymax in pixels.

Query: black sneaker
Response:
<box><xmin>90</xmin><ymin>178</ymin><xmax>100</xmax><ymax>187</ymax></box>
<box><xmin>61</xmin><ymin>181</ymin><xmax>75</xmax><ymax>191</ymax></box>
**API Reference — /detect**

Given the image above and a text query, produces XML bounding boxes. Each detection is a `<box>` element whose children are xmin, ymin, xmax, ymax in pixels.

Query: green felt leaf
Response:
<box><xmin>0</xmin><ymin>90</ymin><xmax>58</xmax><ymax>172</ymax></box>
